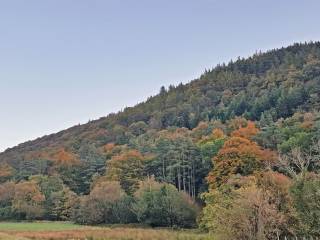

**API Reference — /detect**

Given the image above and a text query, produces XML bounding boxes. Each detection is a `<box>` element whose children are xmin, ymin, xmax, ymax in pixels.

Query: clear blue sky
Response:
<box><xmin>0</xmin><ymin>0</ymin><xmax>319</xmax><ymax>152</ymax></box>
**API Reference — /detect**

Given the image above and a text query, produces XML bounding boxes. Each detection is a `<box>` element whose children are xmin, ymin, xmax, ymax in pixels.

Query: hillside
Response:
<box><xmin>1</xmin><ymin>42</ymin><xmax>320</xmax><ymax>237</ymax></box>
<box><xmin>1</xmin><ymin>42</ymin><xmax>319</xmax><ymax>163</ymax></box>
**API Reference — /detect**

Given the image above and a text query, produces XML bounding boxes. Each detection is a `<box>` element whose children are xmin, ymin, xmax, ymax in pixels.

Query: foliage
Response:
<box><xmin>0</xmin><ymin>182</ymin><xmax>16</xmax><ymax>220</ymax></box>
<box><xmin>12</xmin><ymin>180</ymin><xmax>45</xmax><ymax>220</ymax></box>
<box><xmin>106</xmin><ymin>150</ymin><xmax>146</xmax><ymax>195</ymax></box>
<box><xmin>201</xmin><ymin>172</ymin><xmax>296</xmax><ymax>240</ymax></box>
<box><xmin>133</xmin><ymin>178</ymin><xmax>198</xmax><ymax>227</ymax></box>
<box><xmin>144</xmin><ymin>130</ymin><xmax>204</xmax><ymax>198</ymax></box>
<box><xmin>207</xmin><ymin>123</ymin><xmax>275</xmax><ymax>188</ymax></box>
<box><xmin>72</xmin><ymin>181</ymin><xmax>133</xmax><ymax>225</ymax></box>
<box><xmin>291</xmin><ymin>174</ymin><xmax>320</xmax><ymax>236</ymax></box>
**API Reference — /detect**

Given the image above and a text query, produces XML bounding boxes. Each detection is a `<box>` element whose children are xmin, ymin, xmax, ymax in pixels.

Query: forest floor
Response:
<box><xmin>0</xmin><ymin>222</ymin><xmax>212</xmax><ymax>240</ymax></box>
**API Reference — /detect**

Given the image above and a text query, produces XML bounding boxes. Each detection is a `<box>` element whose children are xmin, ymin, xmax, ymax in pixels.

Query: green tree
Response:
<box><xmin>50</xmin><ymin>187</ymin><xmax>78</xmax><ymax>221</ymax></box>
<box><xmin>133</xmin><ymin>178</ymin><xmax>198</xmax><ymax>227</ymax></box>
<box><xmin>0</xmin><ymin>182</ymin><xmax>16</xmax><ymax>220</ymax></box>
<box><xmin>291</xmin><ymin>174</ymin><xmax>320</xmax><ymax>237</ymax></box>
<box><xmin>72</xmin><ymin>181</ymin><xmax>128</xmax><ymax>224</ymax></box>
<box><xmin>106</xmin><ymin>150</ymin><xmax>146</xmax><ymax>195</ymax></box>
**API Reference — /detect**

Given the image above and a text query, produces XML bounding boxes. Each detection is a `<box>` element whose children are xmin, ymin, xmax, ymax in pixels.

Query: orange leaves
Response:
<box><xmin>24</xmin><ymin>148</ymin><xmax>80</xmax><ymax>167</ymax></box>
<box><xmin>0</xmin><ymin>163</ymin><xmax>14</xmax><ymax>179</ymax></box>
<box><xmin>14</xmin><ymin>181</ymin><xmax>45</xmax><ymax>203</ymax></box>
<box><xmin>231</xmin><ymin>121</ymin><xmax>259</xmax><ymax>139</ymax></box>
<box><xmin>103</xmin><ymin>143</ymin><xmax>116</xmax><ymax>152</ymax></box>
<box><xmin>207</xmin><ymin>121</ymin><xmax>276</xmax><ymax>188</ymax></box>
<box><xmin>24</xmin><ymin>150</ymin><xmax>51</xmax><ymax>161</ymax></box>
<box><xmin>212</xmin><ymin>129</ymin><xmax>225</xmax><ymax>139</ymax></box>
<box><xmin>13</xmin><ymin>181</ymin><xmax>45</xmax><ymax>219</ymax></box>
<box><xmin>300</xmin><ymin>112</ymin><xmax>316</xmax><ymax>129</ymax></box>
<box><xmin>111</xmin><ymin>149</ymin><xmax>144</xmax><ymax>163</ymax></box>
<box><xmin>202</xmin><ymin>119</ymin><xmax>295</xmax><ymax>237</ymax></box>
<box><xmin>215</xmin><ymin>136</ymin><xmax>264</xmax><ymax>162</ymax></box>
<box><xmin>0</xmin><ymin>181</ymin><xmax>15</xmax><ymax>203</ymax></box>
<box><xmin>51</xmin><ymin>148</ymin><xmax>80</xmax><ymax>167</ymax></box>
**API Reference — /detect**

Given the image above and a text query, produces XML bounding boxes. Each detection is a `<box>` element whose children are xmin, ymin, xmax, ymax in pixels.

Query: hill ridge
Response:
<box><xmin>1</xmin><ymin>41</ymin><xmax>320</xmax><ymax>163</ymax></box>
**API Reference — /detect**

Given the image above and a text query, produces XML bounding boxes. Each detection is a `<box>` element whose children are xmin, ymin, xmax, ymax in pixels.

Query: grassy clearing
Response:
<box><xmin>0</xmin><ymin>222</ymin><xmax>212</xmax><ymax>240</ymax></box>
<box><xmin>0</xmin><ymin>222</ymin><xmax>82</xmax><ymax>231</ymax></box>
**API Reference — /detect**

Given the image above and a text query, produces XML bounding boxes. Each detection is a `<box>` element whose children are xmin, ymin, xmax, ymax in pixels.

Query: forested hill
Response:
<box><xmin>1</xmin><ymin>42</ymin><xmax>319</xmax><ymax>164</ymax></box>
<box><xmin>1</xmin><ymin>42</ymin><xmax>320</xmax><ymax>237</ymax></box>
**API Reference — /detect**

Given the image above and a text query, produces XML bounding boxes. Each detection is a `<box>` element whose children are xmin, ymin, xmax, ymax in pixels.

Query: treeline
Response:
<box><xmin>0</xmin><ymin>176</ymin><xmax>197</xmax><ymax>228</ymax></box>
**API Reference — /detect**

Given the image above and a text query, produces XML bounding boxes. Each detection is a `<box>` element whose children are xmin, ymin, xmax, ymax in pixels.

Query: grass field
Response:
<box><xmin>0</xmin><ymin>222</ymin><xmax>82</xmax><ymax>231</ymax></box>
<box><xmin>0</xmin><ymin>222</ymin><xmax>212</xmax><ymax>240</ymax></box>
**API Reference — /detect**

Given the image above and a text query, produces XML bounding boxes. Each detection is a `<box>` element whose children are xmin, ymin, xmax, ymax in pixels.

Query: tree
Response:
<box><xmin>231</xmin><ymin>121</ymin><xmax>259</xmax><ymax>139</ymax></box>
<box><xmin>201</xmin><ymin>172</ymin><xmax>296</xmax><ymax>239</ymax></box>
<box><xmin>56</xmin><ymin>144</ymin><xmax>105</xmax><ymax>195</ymax></box>
<box><xmin>133</xmin><ymin>178</ymin><xmax>198</xmax><ymax>227</ymax></box>
<box><xmin>72</xmin><ymin>181</ymin><xmax>128</xmax><ymax>224</ymax></box>
<box><xmin>159</xmin><ymin>86</ymin><xmax>167</xmax><ymax>96</ymax></box>
<box><xmin>30</xmin><ymin>175</ymin><xmax>64</xmax><ymax>219</ymax></box>
<box><xmin>207</xmin><ymin>136</ymin><xmax>272</xmax><ymax>188</ymax></box>
<box><xmin>291</xmin><ymin>173</ymin><xmax>320</xmax><ymax>237</ymax></box>
<box><xmin>0</xmin><ymin>182</ymin><xmax>15</xmax><ymax>220</ymax></box>
<box><xmin>129</xmin><ymin>121</ymin><xmax>148</xmax><ymax>136</ymax></box>
<box><xmin>50</xmin><ymin>187</ymin><xmax>78</xmax><ymax>221</ymax></box>
<box><xmin>106</xmin><ymin>150</ymin><xmax>146</xmax><ymax>194</ymax></box>
<box><xmin>12</xmin><ymin>181</ymin><xmax>45</xmax><ymax>220</ymax></box>
<box><xmin>51</xmin><ymin>148</ymin><xmax>80</xmax><ymax>166</ymax></box>
<box><xmin>278</xmin><ymin>132</ymin><xmax>313</xmax><ymax>153</ymax></box>
<box><xmin>90</xmin><ymin>181</ymin><xmax>126</xmax><ymax>223</ymax></box>
<box><xmin>0</xmin><ymin>163</ymin><xmax>14</xmax><ymax>183</ymax></box>
<box><xmin>72</xmin><ymin>195</ymin><xmax>102</xmax><ymax>225</ymax></box>
<box><xmin>198</xmin><ymin>129</ymin><xmax>225</xmax><ymax>192</ymax></box>
<box><xmin>279</xmin><ymin>140</ymin><xmax>320</xmax><ymax>177</ymax></box>
<box><xmin>148</xmin><ymin>133</ymin><xmax>203</xmax><ymax>198</ymax></box>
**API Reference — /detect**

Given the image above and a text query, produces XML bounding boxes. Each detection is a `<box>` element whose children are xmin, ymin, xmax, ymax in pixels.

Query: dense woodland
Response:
<box><xmin>0</xmin><ymin>42</ymin><xmax>320</xmax><ymax>239</ymax></box>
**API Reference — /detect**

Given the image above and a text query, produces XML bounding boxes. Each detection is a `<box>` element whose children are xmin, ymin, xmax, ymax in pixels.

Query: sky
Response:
<box><xmin>0</xmin><ymin>0</ymin><xmax>320</xmax><ymax>152</ymax></box>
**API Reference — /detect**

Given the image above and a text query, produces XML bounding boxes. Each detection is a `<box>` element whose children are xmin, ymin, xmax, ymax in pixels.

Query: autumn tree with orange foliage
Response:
<box><xmin>231</xmin><ymin>121</ymin><xmax>259</xmax><ymax>139</ymax></box>
<box><xmin>201</xmin><ymin>122</ymin><xmax>296</xmax><ymax>238</ymax></box>
<box><xmin>0</xmin><ymin>163</ymin><xmax>14</xmax><ymax>183</ymax></box>
<box><xmin>207</xmin><ymin>122</ymin><xmax>276</xmax><ymax>188</ymax></box>
<box><xmin>51</xmin><ymin>148</ymin><xmax>79</xmax><ymax>166</ymax></box>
